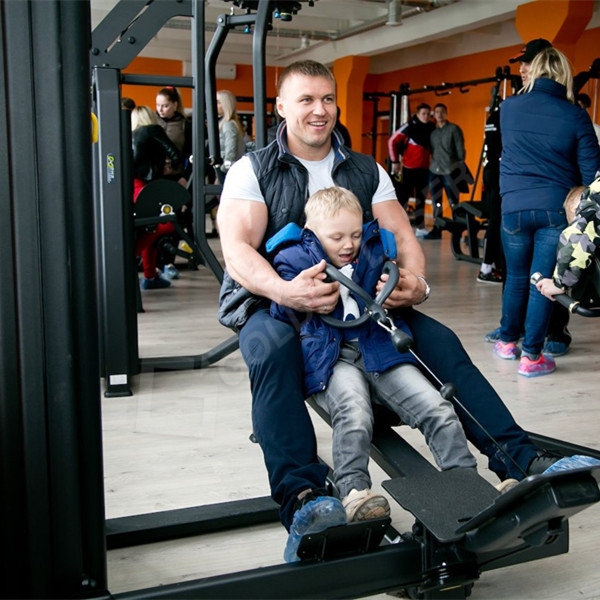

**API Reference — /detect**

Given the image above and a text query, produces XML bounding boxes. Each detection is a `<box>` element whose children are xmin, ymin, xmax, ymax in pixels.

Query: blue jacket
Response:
<box><xmin>500</xmin><ymin>78</ymin><xmax>600</xmax><ymax>215</ymax></box>
<box><xmin>268</xmin><ymin>220</ymin><xmax>417</xmax><ymax>398</ymax></box>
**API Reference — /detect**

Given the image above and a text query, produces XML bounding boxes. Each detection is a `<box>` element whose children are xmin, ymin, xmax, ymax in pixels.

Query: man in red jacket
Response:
<box><xmin>388</xmin><ymin>103</ymin><xmax>435</xmax><ymax>237</ymax></box>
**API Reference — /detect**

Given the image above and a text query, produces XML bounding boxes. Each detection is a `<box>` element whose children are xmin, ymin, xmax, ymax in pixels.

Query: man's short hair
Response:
<box><xmin>433</xmin><ymin>103</ymin><xmax>447</xmax><ymax>112</ymax></box>
<box><xmin>416</xmin><ymin>103</ymin><xmax>431</xmax><ymax>112</ymax></box>
<box><xmin>277</xmin><ymin>60</ymin><xmax>335</xmax><ymax>95</ymax></box>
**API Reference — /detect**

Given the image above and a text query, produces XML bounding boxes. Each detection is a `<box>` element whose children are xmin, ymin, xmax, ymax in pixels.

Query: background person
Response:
<box><xmin>486</xmin><ymin>38</ymin><xmax>572</xmax><ymax>354</ymax></box>
<box><xmin>131</xmin><ymin>105</ymin><xmax>183</xmax><ymax>290</ymax></box>
<box><xmin>388</xmin><ymin>102</ymin><xmax>435</xmax><ymax>236</ymax></box>
<box><xmin>424</xmin><ymin>103</ymin><xmax>466</xmax><ymax>240</ymax></box>
<box><xmin>155</xmin><ymin>86</ymin><xmax>192</xmax><ymax>184</ymax></box>
<box><xmin>492</xmin><ymin>48</ymin><xmax>600</xmax><ymax>377</ymax></box>
<box><xmin>536</xmin><ymin>181</ymin><xmax>598</xmax><ymax>299</ymax></box>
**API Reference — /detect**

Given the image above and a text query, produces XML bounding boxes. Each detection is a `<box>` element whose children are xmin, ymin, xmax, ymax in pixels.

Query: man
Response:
<box><xmin>217</xmin><ymin>60</ymin><xmax>561</xmax><ymax>562</ymax></box>
<box><xmin>424</xmin><ymin>103</ymin><xmax>467</xmax><ymax>240</ymax></box>
<box><xmin>388</xmin><ymin>103</ymin><xmax>435</xmax><ymax>236</ymax></box>
<box><xmin>486</xmin><ymin>38</ymin><xmax>573</xmax><ymax>357</ymax></box>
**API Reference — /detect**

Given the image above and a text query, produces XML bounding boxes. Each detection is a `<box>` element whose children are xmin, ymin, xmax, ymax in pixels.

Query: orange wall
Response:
<box><xmin>364</xmin><ymin>26</ymin><xmax>599</xmax><ymax>199</ymax></box>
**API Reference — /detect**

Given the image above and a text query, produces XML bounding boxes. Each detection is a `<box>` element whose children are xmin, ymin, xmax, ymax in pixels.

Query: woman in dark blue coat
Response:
<box><xmin>495</xmin><ymin>47</ymin><xmax>600</xmax><ymax>377</ymax></box>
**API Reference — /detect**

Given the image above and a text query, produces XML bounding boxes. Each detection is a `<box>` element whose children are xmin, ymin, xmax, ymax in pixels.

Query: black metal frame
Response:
<box><xmin>1</xmin><ymin>1</ymin><xmax>107</xmax><ymax>597</ymax></box>
<box><xmin>90</xmin><ymin>0</ymin><xmax>242</xmax><ymax>397</ymax></box>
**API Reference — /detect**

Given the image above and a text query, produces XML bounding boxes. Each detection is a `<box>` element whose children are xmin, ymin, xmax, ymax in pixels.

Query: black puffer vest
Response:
<box><xmin>248</xmin><ymin>122</ymin><xmax>378</xmax><ymax>250</ymax></box>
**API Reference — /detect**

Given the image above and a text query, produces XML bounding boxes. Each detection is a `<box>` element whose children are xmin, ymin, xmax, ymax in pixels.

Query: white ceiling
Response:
<box><xmin>90</xmin><ymin>0</ymin><xmax>600</xmax><ymax>74</ymax></box>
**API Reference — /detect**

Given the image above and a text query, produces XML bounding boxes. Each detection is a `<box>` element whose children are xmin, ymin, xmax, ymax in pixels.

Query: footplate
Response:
<box><xmin>383</xmin><ymin>468</ymin><xmax>498</xmax><ymax>543</ymax></box>
<box><xmin>297</xmin><ymin>517</ymin><xmax>391</xmax><ymax>561</ymax></box>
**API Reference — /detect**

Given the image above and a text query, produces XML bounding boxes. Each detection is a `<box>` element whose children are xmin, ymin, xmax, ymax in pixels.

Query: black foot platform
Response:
<box><xmin>297</xmin><ymin>517</ymin><xmax>391</xmax><ymax>561</ymax></box>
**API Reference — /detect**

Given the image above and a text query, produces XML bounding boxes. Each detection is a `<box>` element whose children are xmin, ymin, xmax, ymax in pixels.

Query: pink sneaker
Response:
<box><xmin>493</xmin><ymin>341</ymin><xmax>520</xmax><ymax>360</ymax></box>
<box><xmin>518</xmin><ymin>354</ymin><xmax>556</xmax><ymax>377</ymax></box>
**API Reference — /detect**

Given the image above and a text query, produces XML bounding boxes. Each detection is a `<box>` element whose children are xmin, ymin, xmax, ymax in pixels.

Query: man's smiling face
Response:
<box><xmin>276</xmin><ymin>73</ymin><xmax>337</xmax><ymax>160</ymax></box>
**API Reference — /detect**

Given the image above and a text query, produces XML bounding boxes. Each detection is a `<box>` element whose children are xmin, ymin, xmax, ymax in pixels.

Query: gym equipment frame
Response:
<box><xmin>3</xmin><ymin>2</ymin><xmax>600</xmax><ymax>599</ymax></box>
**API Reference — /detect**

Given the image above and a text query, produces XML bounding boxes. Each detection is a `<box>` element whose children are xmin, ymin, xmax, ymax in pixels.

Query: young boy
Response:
<box><xmin>268</xmin><ymin>187</ymin><xmax>478</xmax><ymax>532</ymax></box>
<box><xmin>536</xmin><ymin>178</ymin><xmax>600</xmax><ymax>299</ymax></box>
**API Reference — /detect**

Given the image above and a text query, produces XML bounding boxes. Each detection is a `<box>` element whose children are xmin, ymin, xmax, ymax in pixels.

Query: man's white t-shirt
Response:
<box><xmin>220</xmin><ymin>148</ymin><xmax>397</xmax><ymax>205</ymax></box>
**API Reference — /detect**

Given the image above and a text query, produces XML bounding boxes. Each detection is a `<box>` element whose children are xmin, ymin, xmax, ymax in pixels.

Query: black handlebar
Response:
<box><xmin>530</xmin><ymin>272</ymin><xmax>600</xmax><ymax>317</ymax></box>
<box><xmin>321</xmin><ymin>261</ymin><xmax>399</xmax><ymax>329</ymax></box>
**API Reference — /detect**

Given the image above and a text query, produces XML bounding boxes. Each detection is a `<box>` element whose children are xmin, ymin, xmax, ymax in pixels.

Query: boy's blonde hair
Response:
<box><xmin>524</xmin><ymin>47</ymin><xmax>574</xmax><ymax>102</ymax></box>
<box><xmin>304</xmin><ymin>187</ymin><xmax>363</xmax><ymax>228</ymax></box>
<box><xmin>131</xmin><ymin>105</ymin><xmax>158</xmax><ymax>130</ymax></box>
<box><xmin>564</xmin><ymin>185</ymin><xmax>587</xmax><ymax>222</ymax></box>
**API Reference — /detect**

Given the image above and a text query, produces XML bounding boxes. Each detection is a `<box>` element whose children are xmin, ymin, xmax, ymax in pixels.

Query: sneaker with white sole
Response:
<box><xmin>518</xmin><ymin>354</ymin><xmax>556</xmax><ymax>377</ymax></box>
<box><xmin>341</xmin><ymin>488</ymin><xmax>391</xmax><ymax>522</ymax></box>
<box><xmin>493</xmin><ymin>340</ymin><xmax>521</xmax><ymax>360</ymax></box>
<box><xmin>162</xmin><ymin>264</ymin><xmax>180</xmax><ymax>280</ymax></box>
<box><xmin>415</xmin><ymin>227</ymin><xmax>429</xmax><ymax>238</ymax></box>
<box><xmin>495</xmin><ymin>478</ymin><xmax>519</xmax><ymax>494</ymax></box>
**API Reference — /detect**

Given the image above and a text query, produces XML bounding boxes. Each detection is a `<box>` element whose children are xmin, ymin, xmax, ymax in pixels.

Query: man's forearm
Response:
<box><xmin>223</xmin><ymin>243</ymin><xmax>285</xmax><ymax>304</ymax></box>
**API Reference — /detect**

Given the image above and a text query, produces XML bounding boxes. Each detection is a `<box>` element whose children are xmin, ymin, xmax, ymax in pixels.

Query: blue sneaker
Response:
<box><xmin>484</xmin><ymin>327</ymin><xmax>501</xmax><ymax>343</ymax></box>
<box><xmin>543</xmin><ymin>455</ymin><xmax>600</xmax><ymax>475</ymax></box>
<box><xmin>283</xmin><ymin>495</ymin><xmax>347</xmax><ymax>563</ymax></box>
<box><xmin>162</xmin><ymin>264</ymin><xmax>180</xmax><ymax>280</ymax></box>
<box><xmin>542</xmin><ymin>339</ymin><xmax>570</xmax><ymax>357</ymax></box>
<box><xmin>140</xmin><ymin>276</ymin><xmax>171</xmax><ymax>290</ymax></box>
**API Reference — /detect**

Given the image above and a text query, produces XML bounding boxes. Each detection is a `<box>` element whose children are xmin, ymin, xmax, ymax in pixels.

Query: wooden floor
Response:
<box><xmin>103</xmin><ymin>221</ymin><xmax>600</xmax><ymax>599</ymax></box>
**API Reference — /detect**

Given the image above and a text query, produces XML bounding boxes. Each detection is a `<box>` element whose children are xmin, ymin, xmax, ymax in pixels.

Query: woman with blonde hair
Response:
<box><xmin>216</xmin><ymin>89</ymin><xmax>246</xmax><ymax>171</ymax></box>
<box><xmin>208</xmin><ymin>90</ymin><xmax>247</xmax><ymax>237</ymax></box>
<box><xmin>492</xmin><ymin>47</ymin><xmax>600</xmax><ymax>376</ymax></box>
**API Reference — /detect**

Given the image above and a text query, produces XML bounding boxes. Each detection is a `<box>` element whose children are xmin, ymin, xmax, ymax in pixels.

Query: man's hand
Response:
<box><xmin>279</xmin><ymin>260</ymin><xmax>340</xmax><ymax>313</ymax></box>
<box><xmin>535</xmin><ymin>277</ymin><xmax>564</xmax><ymax>301</ymax></box>
<box><xmin>376</xmin><ymin>266</ymin><xmax>427</xmax><ymax>308</ymax></box>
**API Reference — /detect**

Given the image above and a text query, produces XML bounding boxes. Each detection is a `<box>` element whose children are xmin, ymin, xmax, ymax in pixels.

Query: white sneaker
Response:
<box><xmin>495</xmin><ymin>478</ymin><xmax>519</xmax><ymax>494</ymax></box>
<box><xmin>415</xmin><ymin>227</ymin><xmax>429</xmax><ymax>238</ymax></box>
<box><xmin>341</xmin><ymin>488</ymin><xmax>391</xmax><ymax>522</ymax></box>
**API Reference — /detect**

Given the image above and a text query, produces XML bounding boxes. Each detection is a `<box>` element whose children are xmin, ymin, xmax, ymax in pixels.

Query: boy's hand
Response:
<box><xmin>535</xmin><ymin>277</ymin><xmax>564</xmax><ymax>300</ymax></box>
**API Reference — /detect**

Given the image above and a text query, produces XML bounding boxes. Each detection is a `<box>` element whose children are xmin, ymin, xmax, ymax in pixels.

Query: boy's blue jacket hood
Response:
<box><xmin>268</xmin><ymin>219</ymin><xmax>416</xmax><ymax>397</ymax></box>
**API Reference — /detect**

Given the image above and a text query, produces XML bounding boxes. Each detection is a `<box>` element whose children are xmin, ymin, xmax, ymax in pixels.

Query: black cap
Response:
<box><xmin>509</xmin><ymin>38</ymin><xmax>552</xmax><ymax>63</ymax></box>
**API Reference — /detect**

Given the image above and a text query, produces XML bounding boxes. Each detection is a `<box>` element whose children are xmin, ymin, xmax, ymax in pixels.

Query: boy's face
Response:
<box><xmin>310</xmin><ymin>208</ymin><xmax>363</xmax><ymax>268</ymax></box>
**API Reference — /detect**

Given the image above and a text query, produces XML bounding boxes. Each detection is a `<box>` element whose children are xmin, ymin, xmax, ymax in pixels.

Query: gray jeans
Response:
<box><xmin>313</xmin><ymin>343</ymin><xmax>477</xmax><ymax>498</ymax></box>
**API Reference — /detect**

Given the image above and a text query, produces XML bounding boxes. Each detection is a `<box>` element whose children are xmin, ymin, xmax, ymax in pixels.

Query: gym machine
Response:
<box><xmin>3</xmin><ymin>1</ymin><xmax>600</xmax><ymax>599</ymax></box>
